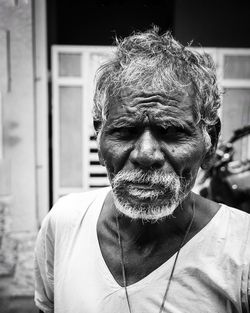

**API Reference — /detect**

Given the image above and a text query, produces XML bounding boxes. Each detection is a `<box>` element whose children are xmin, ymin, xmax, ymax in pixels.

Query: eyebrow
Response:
<box><xmin>104</xmin><ymin>116</ymin><xmax>143</xmax><ymax>131</ymax></box>
<box><xmin>105</xmin><ymin>115</ymin><xmax>196</xmax><ymax>133</ymax></box>
<box><xmin>152</xmin><ymin>116</ymin><xmax>196</xmax><ymax>132</ymax></box>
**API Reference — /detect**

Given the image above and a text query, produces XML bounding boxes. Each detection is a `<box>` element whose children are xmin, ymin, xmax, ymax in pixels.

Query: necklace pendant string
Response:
<box><xmin>116</xmin><ymin>201</ymin><xmax>195</xmax><ymax>313</ymax></box>
<box><xmin>159</xmin><ymin>202</ymin><xmax>195</xmax><ymax>313</ymax></box>
<box><xmin>116</xmin><ymin>215</ymin><xmax>133</xmax><ymax>313</ymax></box>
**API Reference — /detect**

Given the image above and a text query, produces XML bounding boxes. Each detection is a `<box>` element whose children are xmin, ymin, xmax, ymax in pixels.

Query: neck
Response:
<box><xmin>102</xmin><ymin>191</ymin><xmax>196</xmax><ymax>247</ymax></box>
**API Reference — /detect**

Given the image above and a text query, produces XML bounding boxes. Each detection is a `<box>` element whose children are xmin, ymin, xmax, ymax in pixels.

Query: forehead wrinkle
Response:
<box><xmin>106</xmin><ymin>90</ymin><xmax>196</xmax><ymax>130</ymax></box>
<box><xmin>129</xmin><ymin>94</ymin><xmax>179</xmax><ymax>106</ymax></box>
<box><xmin>119</xmin><ymin>88</ymin><xmax>189</xmax><ymax>105</ymax></box>
<box><xmin>122</xmin><ymin>96</ymin><xmax>181</xmax><ymax>110</ymax></box>
<box><xmin>152</xmin><ymin>105</ymin><xmax>192</xmax><ymax>118</ymax></box>
<box><xmin>125</xmin><ymin>102</ymin><xmax>193</xmax><ymax>123</ymax></box>
<box><xmin>122</xmin><ymin>96</ymin><xmax>194</xmax><ymax>118</ymax></box>
<box><xmin>120</xmin><ymin>88</ymin><xmax>187</xmax><ymax>100</ymax></box>
<box><xmin>105</xmin><ymin>114</ymin><xmax>144</xmax><ymax>130</ymax></box>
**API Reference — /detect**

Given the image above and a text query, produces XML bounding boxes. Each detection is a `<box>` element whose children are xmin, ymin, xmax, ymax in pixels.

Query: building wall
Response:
<box><xmin>0</xmin><ymin>0</ymin><xmax>38</xmax><ymax>310</ymax></box>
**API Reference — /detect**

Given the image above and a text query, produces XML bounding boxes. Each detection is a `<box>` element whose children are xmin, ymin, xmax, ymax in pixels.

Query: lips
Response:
<box><xmin>128</xmin><ymin>182</ymin><xmax>165</xmax><ymax>190</ymax></box>
<box><xmin>129</xmin><ymin>183</ymin><xmax>156</xmax><ymax>191</ymax></box>
<box><xmin>126</xmin><ymin>183</ymin><xmax>165</xmax><ymax>199</ymax></box>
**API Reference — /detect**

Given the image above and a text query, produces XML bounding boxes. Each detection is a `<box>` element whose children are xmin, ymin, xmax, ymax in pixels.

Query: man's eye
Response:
<box><xmin>111</xmin><ymin>127</ymin><xmax>136</xmax><ymax>138</ymax></box>
<box><xmin>157</xmin><ymin>126</ymin><xmax>187</xmax><ymax>138</ymax></box>
<box><xmin>168</xmin><ymin>127</ymin><xmax>185</xmax><ymax>134</ymax></box>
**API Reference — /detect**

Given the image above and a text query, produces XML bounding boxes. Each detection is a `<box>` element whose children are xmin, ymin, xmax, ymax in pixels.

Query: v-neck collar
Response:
<box><xmin>93</xmin><ymin>188</ymin><xmax>224</xmax><ymax>291</ymax></box>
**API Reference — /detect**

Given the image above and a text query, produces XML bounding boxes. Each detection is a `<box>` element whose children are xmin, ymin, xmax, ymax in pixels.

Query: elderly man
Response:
<box><xmin>35</xmin><ymin>29</ymin><xmax>250</xmax><ymax>313</ymax></box>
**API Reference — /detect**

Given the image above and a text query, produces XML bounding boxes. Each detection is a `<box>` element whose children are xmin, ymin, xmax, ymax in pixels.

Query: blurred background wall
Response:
<box><xmin>0</xmin><ymin>0</ymin><xmax>249</xmax><ymax>312</ymax></box>
<box><xmin>0</xmin><ymin>1</ymin><xmax>46</xmax><ymax>312</ymax></box>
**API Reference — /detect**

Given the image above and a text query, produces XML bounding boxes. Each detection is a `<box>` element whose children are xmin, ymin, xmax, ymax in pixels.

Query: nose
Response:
<box><xmin>130</xmin><ymin>129</ymin><xmax>165</xmax><ymax>169</ymax></box>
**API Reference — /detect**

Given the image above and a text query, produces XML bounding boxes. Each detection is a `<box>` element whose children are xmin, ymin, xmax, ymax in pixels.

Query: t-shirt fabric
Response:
<box><xmin>34</xmin><ymin>187</ymin><xmax>250</xmax><ymax>313</ymax></box>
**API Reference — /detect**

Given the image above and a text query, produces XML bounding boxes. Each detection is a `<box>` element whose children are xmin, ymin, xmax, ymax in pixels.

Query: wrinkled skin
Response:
<box><xmin>99</xmin><ymin>90</ymin><xmax>208</xmax><ymax>192</ymax></box>
<box><xmin>96</xmin><ymin>88</ymin><xmax>220</xmax><ymax>286</ymax></box>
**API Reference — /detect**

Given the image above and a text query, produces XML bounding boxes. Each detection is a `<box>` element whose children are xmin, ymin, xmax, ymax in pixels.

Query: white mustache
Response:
<box><xmin>112</xmin><ymin>169</ymin><xmax>182</xmax><ymax>190</ymax></box>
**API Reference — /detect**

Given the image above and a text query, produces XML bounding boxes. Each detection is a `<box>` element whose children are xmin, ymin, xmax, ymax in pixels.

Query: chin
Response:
<box><xmin>113</xmin><ymin>194</ymin><xmax>180</xmax><ymax>222</ymax></box>
<box><xmin>111</xmin><ymin>168</ymin><xmax>191</xmax><ymax>221</ymax></box>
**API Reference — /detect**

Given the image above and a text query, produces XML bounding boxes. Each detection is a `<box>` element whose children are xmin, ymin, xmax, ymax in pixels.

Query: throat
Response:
<box><xmin>97</xmin><ymin>213</ymin><xmax>195</xmax><ymax>287</ymax></box>
<box><xmin>96</xmin><ymin>190</ymin><xmax>198</xmax><ymax>286</ymax></box>
<box><xmin>114</xmin><ymin>205</ymin><xmax>194</xmax><ymax>248</ymax></box>
<box><xmin>97</xmin><ymin>190</ymin><xmax>221</xmax><ymax>288</ymax></box>
<box><xmin>116</xmin><ymin>214</ymin><xmax>161</xmax><ymax>257</ymax></box>
<box><xmin>115</xmin><ymin>217</ymin><xmax>173</xmax><ymax>249</ymax></box>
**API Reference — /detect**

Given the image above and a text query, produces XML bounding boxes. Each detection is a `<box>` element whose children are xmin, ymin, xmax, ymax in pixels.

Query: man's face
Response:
<box><xmin>98</xmin><ymin>88</ymin><xmax>208</xmax><ymax>220</ymax></box>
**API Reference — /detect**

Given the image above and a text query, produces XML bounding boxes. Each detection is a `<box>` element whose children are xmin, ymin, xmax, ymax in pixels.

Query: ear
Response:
<box><xmin>201</xmin><ymin>118</ymin><xmax>221</xmax><ymax>170</ymax></box>
<box><xmin>93</xmin><ymin>120</ymin><xmax>101</xmax><ymax>133</ymax></box>
<box><xmin>98</xmin><ymin>149</ymin><xmax>105</xmax><ymax>166</ymax></box>
<box><xmin>93</xmin><ymin>119</ymin><xmax>105</xmax><ymax>166</ymax></box>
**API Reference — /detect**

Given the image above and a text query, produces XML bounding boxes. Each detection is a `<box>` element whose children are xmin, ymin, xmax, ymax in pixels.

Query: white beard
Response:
<box><xmin>111</xmin><ymin>169</ymin><xmax>190</xmax><ymax>221</ymax></box>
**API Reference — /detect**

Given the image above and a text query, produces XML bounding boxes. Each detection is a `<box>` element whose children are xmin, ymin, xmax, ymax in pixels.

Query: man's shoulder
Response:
<box><xmin>223</xmin><ymin>203</ymin><xmax>250</xmax><ymax>224</ymax></box>
<box><xmin>198</xmin><ymin>193</ymin><xmax>250</xmax><ymax>230</ymax></box>
<box><xmin>43</xmin><ymin>187</ymin><xmax>111</xmax><ymax>230</ymax></box>
<box><xmin>219</xmin><ymin>204</ymin><xmax>250</xmax><ymax>248</ymax></box>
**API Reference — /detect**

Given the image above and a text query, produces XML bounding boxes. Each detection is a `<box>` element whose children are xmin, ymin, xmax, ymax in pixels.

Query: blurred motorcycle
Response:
<box><xmin>199</xmin><ymin>125</ymin><xmax>250</xmax><ymax>213</ymax></box>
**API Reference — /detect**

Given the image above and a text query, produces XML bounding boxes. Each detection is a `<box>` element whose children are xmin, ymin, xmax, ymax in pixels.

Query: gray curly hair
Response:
<box><xmin>93</xmin><ymin>28</ymin><xmax>222</xmax><ymax>149</ymax></box>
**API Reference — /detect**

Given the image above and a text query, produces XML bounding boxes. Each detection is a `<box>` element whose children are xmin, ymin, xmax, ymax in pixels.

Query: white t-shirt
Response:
<box><xmin>34</xmin><ymin>187</ymin><xmax>250</xmax><ymax>313</ymax></box>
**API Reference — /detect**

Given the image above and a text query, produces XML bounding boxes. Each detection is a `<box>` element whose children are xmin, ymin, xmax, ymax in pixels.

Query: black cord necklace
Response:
<box><xmin>115</xmin><ymin>202</ymin><xmax>195</xmax><ymax>313</ymax></box>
